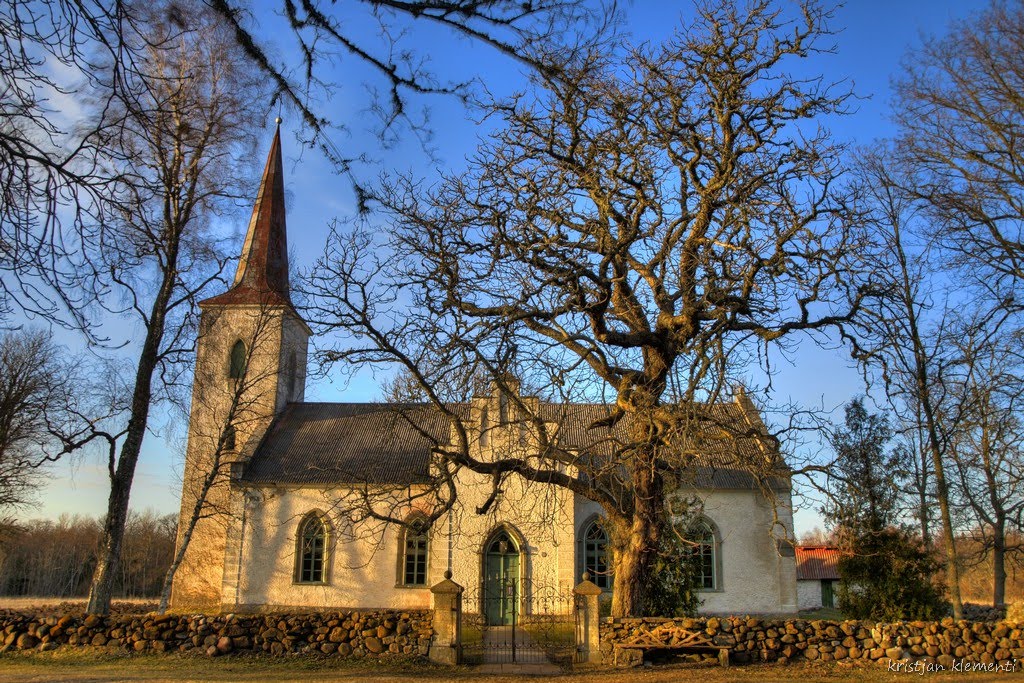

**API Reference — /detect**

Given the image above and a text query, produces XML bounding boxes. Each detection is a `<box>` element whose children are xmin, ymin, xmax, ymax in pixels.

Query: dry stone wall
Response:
<box><xmin>602</xmin><ymin>616</ymin><xmax>1024</xmax><ymax>669</ymax></box>
<box><xmin>0</xmin><ymin>609</ymin><xmax>432</xmax><ymax>658</ymax></box>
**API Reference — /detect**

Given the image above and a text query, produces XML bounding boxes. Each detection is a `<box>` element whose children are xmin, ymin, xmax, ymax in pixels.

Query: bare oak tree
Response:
<box><xmin>847</xmin><ymin>151</ymin><xmax>981</xmax><ymax>619</ymax></box>
<box><xmin>948</xmin><ymin>335</ymin><xmax>1024</xmax><ymax>607</ymax></box>
<box><xmin>304</xmin><ymin>1</ymin><xmax>866</xmax><ymax>616</ymax></box>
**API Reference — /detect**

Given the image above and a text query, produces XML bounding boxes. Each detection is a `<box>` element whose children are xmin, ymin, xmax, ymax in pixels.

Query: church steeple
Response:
<box><xmin>203</xmin><ymin>122</ymin><xmax>292</xmax><ymax>309</ymax></box>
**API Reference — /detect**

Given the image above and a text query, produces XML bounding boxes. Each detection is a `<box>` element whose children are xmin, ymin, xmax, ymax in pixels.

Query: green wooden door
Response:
<box><xmin>483</xmin><ymin>532</ymin><xmax>520</xmax><ymax>625</ymax></box>
<box><xmin>821</xmin><ymin>580</ymin><xmax>834</xmax><ymax>608</ymax></box>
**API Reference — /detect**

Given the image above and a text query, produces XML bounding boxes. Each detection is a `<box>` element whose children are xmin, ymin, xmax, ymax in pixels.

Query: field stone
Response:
<box><xmin>216</xmin><ymin>636</ymin><xmax>233</xmax><ymax>653</ymax></box>
<box><xmin>16</xmin><ymin>634</ymin><xmax>39</xmax><ymax>649</ymax></box>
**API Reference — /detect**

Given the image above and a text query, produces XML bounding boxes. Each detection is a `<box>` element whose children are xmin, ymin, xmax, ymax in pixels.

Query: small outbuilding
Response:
<box><xmin>795</xmin><ymin>546</ymin><xmax>841</xmax><ymax>610</ymax></box>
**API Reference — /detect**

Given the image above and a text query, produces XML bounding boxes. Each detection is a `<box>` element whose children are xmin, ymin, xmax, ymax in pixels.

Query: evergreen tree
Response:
<box><xmin>825</xmin><ymin>398</ymin><xmax>946</xmax><ymax>620</ymax></box>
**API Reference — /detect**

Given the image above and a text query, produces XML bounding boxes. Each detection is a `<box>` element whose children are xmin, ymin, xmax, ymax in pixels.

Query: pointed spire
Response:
<box><xmin>202</xmin><ymin>122</ymin><xmax>294</xmax><ymax>309</ymax></box>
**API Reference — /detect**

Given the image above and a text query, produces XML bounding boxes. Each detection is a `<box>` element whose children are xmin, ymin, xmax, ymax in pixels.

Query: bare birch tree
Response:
<box><xmin>304</xmin><ymin>1</ymin><xmax>868</xmax><ymax>617</ymax></box>
<box><xmin>77</xmin><ymin>3</ymin><xmax>267</xmax><ymax>615</ymax></box>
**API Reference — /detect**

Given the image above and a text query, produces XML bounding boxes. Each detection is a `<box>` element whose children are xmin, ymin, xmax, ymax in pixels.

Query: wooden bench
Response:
<box><xmin>612</xmin><ymin>626</ymin><xmax>730</xmax><ymax>667</ymax></box>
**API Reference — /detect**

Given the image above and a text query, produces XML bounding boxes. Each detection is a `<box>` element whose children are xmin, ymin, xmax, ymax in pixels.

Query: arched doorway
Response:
<box><xmin>483</xmin><ymin>529</ymin><xmax>520</xmax><ymax>625</ymax></box>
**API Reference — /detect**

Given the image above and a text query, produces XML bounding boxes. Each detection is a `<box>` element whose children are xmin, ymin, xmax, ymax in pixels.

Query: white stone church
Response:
<box><xmin>169</xmin><ymin>129</ymin><xmax>798</xmax><ymax>617</ymax></box>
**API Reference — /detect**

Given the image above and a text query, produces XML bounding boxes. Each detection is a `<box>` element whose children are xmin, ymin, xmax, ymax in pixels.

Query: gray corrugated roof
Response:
<box><xmin>241</xmin><ymin>400</ymin><xmax>789</xmax><ymax>490</ymax></box>
<box><xmin>241</xmin><ymin>403</ymin><xmax>447</xmax><ymax>485</ymax></box>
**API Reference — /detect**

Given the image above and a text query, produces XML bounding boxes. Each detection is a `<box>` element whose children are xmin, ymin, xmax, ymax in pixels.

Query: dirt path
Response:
<box><xmin>0</xmin><ymin>652</ymin><xmax>1018</xmax><ymax>683</ymax></box>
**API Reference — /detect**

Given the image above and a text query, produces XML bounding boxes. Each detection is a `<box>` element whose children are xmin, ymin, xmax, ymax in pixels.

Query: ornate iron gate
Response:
<box><xmin>462</xmin><ymin>579</ymin><xmax>579</xmax><ymax>667</ymax></box>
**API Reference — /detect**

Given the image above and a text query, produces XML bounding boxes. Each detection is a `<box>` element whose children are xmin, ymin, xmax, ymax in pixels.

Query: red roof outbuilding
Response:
<box><xmin>795</xmin><ymin>546</ymin><xmax>841</xmax><ymax>581</ymax></box>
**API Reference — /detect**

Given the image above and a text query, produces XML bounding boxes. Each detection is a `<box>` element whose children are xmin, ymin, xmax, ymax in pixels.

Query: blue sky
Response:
<box><xmin>31</xmin><ymin>0</ymin><xmax>981</xmax><ymax>536</ymax></box>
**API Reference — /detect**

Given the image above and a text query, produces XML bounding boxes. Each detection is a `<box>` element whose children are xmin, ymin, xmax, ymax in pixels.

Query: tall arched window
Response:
<box><xmin>690</xmin><ymin>519</ymin><xmax>718</xmax><ymax>590</ymax></box>
<box><xmin>228</xmin><ymin>340</ymin><xmax>246</xmax><ymax>379</ymax></box>
<box><xmin>583</xmin><ymin>519</ymin><xmax>612</xmax><ymax>589</ymax></box>
<box><xmin>295</xmin><ymin>513</ymin><xmax>329</xmax><ymax>584</ymax></box>
<box><xmin>402</xmin><ymin>517</ymin><xmax>429</xmax><ymax>586</ymax></box>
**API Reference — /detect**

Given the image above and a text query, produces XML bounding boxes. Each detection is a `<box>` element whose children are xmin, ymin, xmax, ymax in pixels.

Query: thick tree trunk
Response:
<box><xmin>608</xmin><ymin>448</ymin><xmax>665</xmax><ymax>617</ymax></box>
<box><xmin>87</xmin><ymin>376</ymin><xmax>155</xmax><ymax>615</ymax></box>
<box><xmin>609</xmin><ymin>511</ymin><xmax>662</xmax><ymax>617</ymax></box>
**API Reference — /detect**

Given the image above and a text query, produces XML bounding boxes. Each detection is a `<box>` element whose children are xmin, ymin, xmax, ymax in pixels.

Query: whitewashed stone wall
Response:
<box><xmin>798</xmin><ymin>579</ymin><xmax>824</xmax><ymax>610</ymax></box>
<box><xmin>699</xmin><ymin>488</ymin><xmax>797</xmax><ymax>614</ymax></box>
<box><xmin>231</xmin><ymin>486</ymin><xmax>432</xmax><ymax>611</ymax></box>
<box><xmin>227</xmin><ymin>465</ymin><xmax>581</xmax><ymax>612</ymax></box>
<box><xmin>225</xmin><ymin>476</ymin><xmax>796</xmax><ymax>614</ymax></box>
<box><xmin>576</xmin><ymin>486</ymin><xmax>798</xmax><ymax>615</ymax></box>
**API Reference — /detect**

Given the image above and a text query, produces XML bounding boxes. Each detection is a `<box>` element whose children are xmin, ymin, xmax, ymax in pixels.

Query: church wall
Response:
<box><xmin>698</xmin><ymin>487</ymin><xmax>797</xmax><ymax>614</ymax></box>
<box><xmin>441</xmin><ymin>468</ymin><xmax>578</xmax><ymax>613</ymax></box>
<box><xmin>574</xmin><ymin>486</ymin><xmax>797</xmax><ymax>615</ymax></box>
<box><xmin>232</xmin><ymin>486</ymin><xmax>432</xmax><ymax>611</ymax></box>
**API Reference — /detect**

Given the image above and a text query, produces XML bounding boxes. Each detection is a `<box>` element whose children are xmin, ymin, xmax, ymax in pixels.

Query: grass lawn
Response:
<box><xmin>0</xmin><ymin>649</ymin><xmax>1017</xmax><ymax>682</ymax></box>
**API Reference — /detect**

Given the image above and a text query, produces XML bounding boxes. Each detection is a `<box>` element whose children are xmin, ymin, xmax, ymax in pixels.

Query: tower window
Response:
<box><xmin>224</xmin><ymin>424</ymin><xmax>236</xmax><ymax>451</ymax></box>
<box><xmin>228</xmin><ymin>340</ymin><xmax>246</xmax><ymax>379</ymax></box>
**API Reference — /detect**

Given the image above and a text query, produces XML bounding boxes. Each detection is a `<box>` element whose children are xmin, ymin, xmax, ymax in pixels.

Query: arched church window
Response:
<box><xmin>402</xmin><ymin>517</ymin><xmax>429</xmax><ymax>586</ymax></box>
<box><xmin>583</xmin><ymin>520</ymin><xmax>611</xmax><ymax>589</ymax></box>
<box><xmin>689</xmin><ymin>518</ymin><xmax>718</xmax><ymax>590</ymax></box>
<box><xmin>228</xmin><ymin>340</ymin><xmax>246</xmax><ymax>379</ymax></box>
<box><xmin>295</xmin><ymin>512</ymin><xmax>329</xmax><ymax>584</ymax></box>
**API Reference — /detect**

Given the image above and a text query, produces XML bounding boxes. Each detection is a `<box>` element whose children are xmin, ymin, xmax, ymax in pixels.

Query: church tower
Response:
<box><xmin>170</xmin><ymin>123</ymin><xmax>310</xmax><ymax>610</ymax></box>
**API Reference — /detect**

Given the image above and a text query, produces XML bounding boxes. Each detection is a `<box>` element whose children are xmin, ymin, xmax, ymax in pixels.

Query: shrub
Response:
<box><xmin>838</xmin><ymin>528</ymin><xmax>947</xmax><ymax>621</ymax></box>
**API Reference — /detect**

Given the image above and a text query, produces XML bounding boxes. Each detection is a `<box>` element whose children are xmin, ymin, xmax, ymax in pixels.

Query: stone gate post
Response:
<box><xmin>429</xmin><ymin>570</ymin><xmax>463</xmax><ymax>665</ymax></box>
<box><xmin>574</xmin><ymin>572</ymin><xmax>603</xmax><ymax>664</ymax></box>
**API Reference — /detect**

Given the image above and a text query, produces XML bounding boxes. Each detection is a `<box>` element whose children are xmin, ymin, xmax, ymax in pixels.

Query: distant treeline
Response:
<box><xmin>0</xmin><ymin>511</ymin><xmax>176</xmax><ymax>598</ymax></box>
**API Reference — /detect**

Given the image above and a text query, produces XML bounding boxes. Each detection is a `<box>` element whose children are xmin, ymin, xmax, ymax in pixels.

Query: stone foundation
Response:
<box><xmin>0</xmin><ymin>609</ymin><xmax>432</xmax><ymax>658</ymax></box>
<box><xmin>602</xmin><ymin>616</ymin><xmax>1024</xmax><ymax>668</ymax></box>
